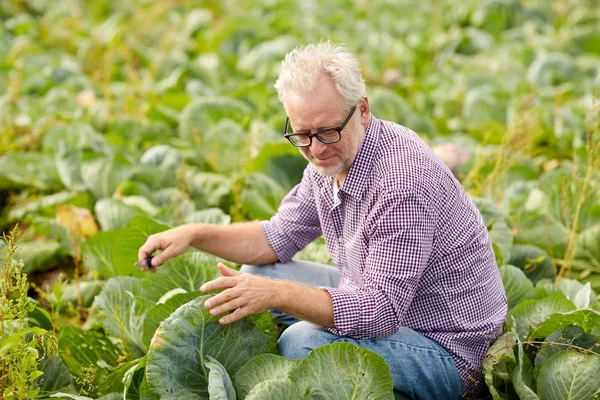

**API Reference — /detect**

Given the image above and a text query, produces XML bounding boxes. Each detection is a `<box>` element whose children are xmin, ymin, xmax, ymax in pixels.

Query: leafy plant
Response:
<box><xmin>1</xmin><ymin>226</ymin><xmax>57</xmax><ymax>399</ymax></box>
<box><xmin>1</xmin><ymin>0</ymin><xmax>600</xmax><ymax>398</ymax></box>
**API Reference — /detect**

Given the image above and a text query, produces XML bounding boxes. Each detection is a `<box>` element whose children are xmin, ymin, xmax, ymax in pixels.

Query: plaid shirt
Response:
<box><xmin>262</xmin><ymin>115</ymin><xmax>507</xmax><ymax>393</ymax></box>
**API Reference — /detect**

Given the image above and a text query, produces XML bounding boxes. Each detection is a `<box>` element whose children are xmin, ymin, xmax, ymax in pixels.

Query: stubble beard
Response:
<box><xmin>313</xmin><ymin>161</ymin><xmax>348</xmax><ymax>177</ymax></box>
<box><xmin>310</xmin><ymin>131</ymin><xmax>365</xmax><ymax>178</ymax></box>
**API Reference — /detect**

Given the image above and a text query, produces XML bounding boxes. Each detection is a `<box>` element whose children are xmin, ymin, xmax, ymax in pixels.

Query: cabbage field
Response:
<box><xmin>1</xmin><ymin>0</ymin><xmax>599</xmax><ymax>399</ymax></box>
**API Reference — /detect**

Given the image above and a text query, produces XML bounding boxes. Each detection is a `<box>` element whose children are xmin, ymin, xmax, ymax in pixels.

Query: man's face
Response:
<box><xmin>285</xmin><ymin>75</ymin><xmax>370</xmax><ymax>179</ymax></box>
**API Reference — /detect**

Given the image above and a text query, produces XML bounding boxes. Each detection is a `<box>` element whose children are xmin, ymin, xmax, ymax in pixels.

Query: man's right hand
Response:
<box><xmin>137</xmin><ymin>225</ymin><xmax>195</xmax><ymax>269</ymax></box>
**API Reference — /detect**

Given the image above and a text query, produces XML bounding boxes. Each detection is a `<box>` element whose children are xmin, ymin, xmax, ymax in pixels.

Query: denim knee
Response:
<box><xmin>278</xmin><ymin>321</ymin><xmax>337</xmax><ymax>359</ymax></box>
<box><xmin>240</xmin><ymin>263</ymin><xmax>276</xmax><ymax>277</ymax></box>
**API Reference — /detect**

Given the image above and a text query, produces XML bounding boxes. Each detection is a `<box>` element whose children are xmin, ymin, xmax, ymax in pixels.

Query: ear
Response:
<box><xmin>359</xmin><ymin>97</ymin><xmax>370</xmax><ymax>126</ymax></box>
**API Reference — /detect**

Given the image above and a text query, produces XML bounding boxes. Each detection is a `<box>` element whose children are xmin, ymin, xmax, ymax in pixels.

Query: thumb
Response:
<box><xmin>150</xmin><ymin>253</ymin><xmax>169</xmax><ymax>268</ymax></box>
<box><xmin>218</xmin><ymin>262</ymin><xmax>240</xmax><ymax>276</ymax></box>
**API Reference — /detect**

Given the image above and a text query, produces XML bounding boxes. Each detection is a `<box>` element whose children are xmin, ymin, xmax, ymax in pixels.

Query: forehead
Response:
<box><xmin>286</xmin><ymin>77</ymin><xmax>346</xmax><ymax>130</ymax></box>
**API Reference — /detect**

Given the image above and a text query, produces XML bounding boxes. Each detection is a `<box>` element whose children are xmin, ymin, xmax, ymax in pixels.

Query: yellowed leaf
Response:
<box><xmin>56</xmin><ymin>205</ymin><xmax>99</xmax><ymax>237</ymax></box>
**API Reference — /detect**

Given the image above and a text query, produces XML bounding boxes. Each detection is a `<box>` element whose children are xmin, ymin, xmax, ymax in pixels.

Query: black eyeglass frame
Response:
<box><xmin>283</xmin><ymin>105</ymin><xmax>357</xmax><ymax>147</ymax></box>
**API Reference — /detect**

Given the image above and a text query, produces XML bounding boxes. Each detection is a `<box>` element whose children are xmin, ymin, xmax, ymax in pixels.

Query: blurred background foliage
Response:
<box><xmin>0</xmin><ymin>0</ymin><xmax>599</xmax><ymax>287</ymax></box>
<box><xmin>1</xmin><ymin>1</ymin><xmax>600</xmax><ymax>398</ymax></box>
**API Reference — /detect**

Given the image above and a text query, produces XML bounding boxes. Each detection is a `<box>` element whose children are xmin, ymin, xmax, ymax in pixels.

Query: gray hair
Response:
<box><xmin>274</xmin><ymin>41</ymin><xmax>366</xmax><ymax>110</ymax></box>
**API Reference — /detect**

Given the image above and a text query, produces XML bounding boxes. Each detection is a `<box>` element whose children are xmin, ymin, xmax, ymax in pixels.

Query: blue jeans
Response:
<box><xmin>241</xmin><ymin>261</ymin><xmax>467</xmax><ymax>400</ymax></box>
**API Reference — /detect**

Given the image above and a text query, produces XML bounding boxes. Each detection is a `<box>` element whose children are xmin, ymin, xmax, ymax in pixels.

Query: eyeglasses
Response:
<box><xmin>284</xmin><ymin>105</ymin><xmax>357</xmax><ymax>147</ymax></box>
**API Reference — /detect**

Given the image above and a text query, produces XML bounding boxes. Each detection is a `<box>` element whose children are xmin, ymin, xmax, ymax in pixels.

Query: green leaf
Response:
<box><xmin>577</xmin><ymin>224</ymin><xmax>600</xmax><ymax>269</ymax></box>
<box><xmin>534</xmin><ymin>326</ymin><xmax>600</xmax><ymax>380</ymax></box>
<box><xmin>58</xmin><ymin>326</ymin><xmax>121</xmax><ymax>367</ymax></box>
<box><xmin>48</xmin><ymin>280</ymin><xmax>104</xmax><ymax>309</ymax></box>
<box><xmin>84</xmin><ymin>216</ymin><xmax>163</xmax><ymax>279</ymax></box>
<box><xmin>483</xmin><ymin>331</ymin><xmax>517</xmax><ymax>399</ymax></box>
<box><xmin>369</xmin><ymin>88</ymin><xmax>414</xmax><ymax>126</ymax></box>
<box><xmin>244</xmin><ymin>142</ymin><xmax>307</xmax><ymax>191</ymax></box>
<box><xmin>94</xmin><ymin>198</ymin><xmax>146</xmax><ymax>231</ymax></box>
<box><xmin>178</xmin><ymin>96</ymin><xmax>252</xmax><ymax>140</ymax></box>
<box><xmin>81</xmin><ymin>231</ymin><xmax>120</xmax><ymax>279</ymax></box>
<box><xmin>123</xmin><ymin>357</ymin><xmax>148</xmax><ymax>399</ymax></box>
<box><xmin>507</xmin><ymin>294</ymin><xmax>576</xmax><ymax>339</ymax></box>
<box><xmin>58</xmin><ymin>326</ymin><xmax>123</xmax><ymax>395</ymax></box>
<box><xmin>99</xmin><ymin>359</ymin><xmax>140</xmax><ymax>396</ymax></box>
<box><xmin>141</xmin><ymin>252</ymin><xmax>221</xmax><ymax>302</ymax></box>
<box><xmin>514</xmin><ymin>214</ymin><xmax>570</xmax><ymax>261</ymax></box>
<box><xmin>205</xmin><ymin>355</ymin><xmax>236</xmax><ymax>400</ymax></box>
<box><xmin>245</xmin><ymin>379</ymin><xmax>304</xmax><ymax>400</ymax></box>
<box><xmin>509</xmin><ymin>339</ymin><xmax>539</xmax><ymax>400</ymax></box>
<box><xmin>289</xmin><ymin>342</ymin><xmax>395</xmax><ymax>399</ymax></box>
<box><xmin>236</xmin><ymin>36</ymin><xmax>297</xmax><ymax>80</ymax></box>
<box><xmin>537</xmin><ymin>351</ymin><xmax>600</xmax><ymax>400</ymax></box>
<box><xmin>28</xmin><ymin>304</ymin><xmax>54</xmax><ymax>331</ymax></box>
<box><xmin>0</xmin><ymin>328</ymin><xmax>47</xmax><ymax>356</ymax></box>
<box><xmin>184</xmin><ymin>208</ymin><xmax>231</xmax><ymax>225</ymax></box>
<box><xmin>201</xmin><ymin>120</ymin><xmax>248</xmax><ymax>174</ymax></box>
<box><xmin>36</xmin><ymin>356</ymin><xmax>74</xmax><ymax>395</ymax></box>
<box><xmin>145</xmin><ymin>295</ymin><xmax>274</xmax><ymax>399</ymax></box>
<box><xmin>0</xmin><ymin>152</ymin><xmax>62</xmax><ymax>191</ymax></box>
<box><xmin>293</xmin><ymin>237</ymin><xmax>334</xmax><ymax>266</ymax></box>
<box><xmin>186</xmin><ymin>172</ymin><xmax>234</xmax><ymax>210</ymax></box>
<box><xmin>50</xmin><ymin>393</ymin><xmax>94</xmax><ymax>400</ymax></box>
<box><xmin>463</xmin><ymin>85</ymin><xmax>506</xmax><ymax>127</ymax></box>
<box><xmin>140</xmin><ymin>145</ymin><xmax>183</xmax><ymax>170</ymax></box>
<box><xmin>509</xmin><ymin>245</ymin><xmax>555</xmax><ymax>284</ymax></box>
<box><xmin>527</xmin><ymin>52</ymin><xmax>578</xmax><ymax>88</ymax></box>
<box><xmin>111</xmin><ymin>216</ymin><xmax>170</xmax><ymax>277</ymax></box>
<box><xmin>556</xmin><ymin>279</ymin><xmax>595</xmax><ymax>309</ymax></box>
<box><xmin>151</xmin><ymin>188</ymin><xmax>197</xmax><ymax>223</ymax></box>
<box><xmin>239</xmin><ymin>172</ymin><xmax>287</xmax><ymax>220</ymax></box>
<box><xmin>56</xmin><ymin>142</ymin><xmax>86</xmax><ymax>192</ymax></box>
<box><xmin>51</xmin><ymin>394</ymin><xmax>122</xmax><ymax>400</ymax></box>
<box><xmin>573</xmin><ymin>26</ymin><xmax>600</xmax><ymax>54</ymax></box>
<box><xmin>534</xmin><ymin>279</ymin><xmax>568</xmax><ymax>300</ymax></box>
<box><xmin>120</xmin><ymin>196</ymin><xmax>160</xmax><ymax>216</ymax></box>
<box><xmin>42</xmin><ymin>122</ymin><xmax>107</xmax><ymax>153</ymax></box>
<box><xmin>134</xmin><ymin>145</ymin><xmax>183</xmax><ymax>190</ymax></box>
<box><xmin>142</xmin><ymin>291</ymin><xmax>204</xmax><ymax>348</ymax></box>
<box><xmin>499</xmin><ymin>264</ymin><xmax>535</xmax><ymax>310</ymax></box>
<box><xmin>81</xmin><ymin>153</ymin><xmax>134</xmax><ymax>199</ymax></box>
<box><xmin>7</xmin><ymin>191</ymin><xmax>92</xmax><ymax>222</ymax></box>
<box><xmin>527</xmin><ymin>309</ymin><xmax>600</xmax><ymax>339</ymax></box>
<box><xmin>472</xmin><ymin>197</ymin><xmax>513</xmax><ymax>264</ymax></box>
<box><xmin>95</xmin><ymin>276</ymin><xmax>154</xmax><ymax>358</ymax></box>
<box><xmin>15</xmin><ymin>239</ymin><xmax>65</xmax><ymax>275</ymax></box>
<box><xmin>234</xmin><ymin>354</ymin><xmax>299</xmax><ymax>399</ymax></box>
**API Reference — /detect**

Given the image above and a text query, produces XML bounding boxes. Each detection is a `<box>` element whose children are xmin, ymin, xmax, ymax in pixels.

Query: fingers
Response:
<box><xmin>218</xmin><ymin>307</ymin><xmax>249</xmax><ymax>324</ymax></box>
<box><xmin>217</xmin><ymin>262</ymin><xmax>240</xmax><ymax>277</ymax></box>
<box><xmin>137</xmin><ymin>238</ymin><xmax>157</xmax><ymax>264</ymax></box>
<box><xmin>207</xmin><ymin>297</ymin><xmax>240</xmax><ymax>317</ymax></box>
<box><xmin>138</xmin><ymin>234</ymin><xmax>167</xmax><ymax>267</ymax></box>
<box><xmin>200</xmin><ymin>277</ymin><xmax>238</xmax><ymax>292</ymax></box>
<box><xmin>149</xmin><ymin>253</ymin><xmax>167</xmax><ymax>268</ymax></box>
<box><xmin>204</xmin><ymin>288</ymin><xmax>237</xmax><ymax>309</ymax></box>
<box><xmin>137</xmin><ymin>233</ymin><xmax>182</xmax><ymax>268</ymax></box>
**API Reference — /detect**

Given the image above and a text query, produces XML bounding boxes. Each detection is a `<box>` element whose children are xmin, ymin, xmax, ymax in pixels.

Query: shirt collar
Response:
<box><xmin>338</xmin><ymin>115</ymin><xmax>381</xmax><ymax>199</ymax></box>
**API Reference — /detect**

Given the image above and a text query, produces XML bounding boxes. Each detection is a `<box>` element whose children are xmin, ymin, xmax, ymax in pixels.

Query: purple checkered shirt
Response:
<box><xmin>262</xmin><ymin>115</ymin><xmax>508</xmax><ymax>394</ymax></box>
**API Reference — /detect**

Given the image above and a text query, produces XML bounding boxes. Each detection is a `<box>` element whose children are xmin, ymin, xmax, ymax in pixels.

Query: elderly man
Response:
<box><xmin>138</xmin><ymin>42</ymin><xmax>507</xmax><ymax>399</ymax></box>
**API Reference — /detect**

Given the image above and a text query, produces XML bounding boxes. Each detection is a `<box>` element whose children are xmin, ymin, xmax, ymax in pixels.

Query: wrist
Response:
<box><xmin>271</xmin><ymin>279</ymin><xmax>290</xmax><ymax>310</ymax></box>
<box><xmin>185</xmin><ymin>223</ymin><xmax>206</xmax><ymax>246</ymax></box>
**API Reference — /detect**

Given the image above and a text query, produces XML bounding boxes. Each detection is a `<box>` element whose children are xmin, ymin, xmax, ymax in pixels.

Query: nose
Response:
<box><xmin>310</xmin><ymin>138</ymin><xmax>328</xmax><ymax>157</ymax></box>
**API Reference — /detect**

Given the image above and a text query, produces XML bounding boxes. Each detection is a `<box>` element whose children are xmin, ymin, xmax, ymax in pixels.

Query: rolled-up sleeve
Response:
<box><xmin>261</xmin><ymin>166</ymin><xmax>322</xmax><ymax>263</ymax></box>
<box><xmin>321</xmin><ymin>190</ymin><xmax>436</xmax><ymax>338</ymax></box>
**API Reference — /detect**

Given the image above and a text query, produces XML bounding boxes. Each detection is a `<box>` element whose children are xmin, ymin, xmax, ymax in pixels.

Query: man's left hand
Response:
<box><xmin>200</xmin><ymin>263</ymin><xmax>277</xmax><ymax>324</ymax></box>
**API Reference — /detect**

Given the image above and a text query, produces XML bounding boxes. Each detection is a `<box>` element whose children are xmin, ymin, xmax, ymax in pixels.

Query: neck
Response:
<box><xmin>335</xmin><ymin>173</ymin><xmax>347</xmax><ymax>188</ymax></box>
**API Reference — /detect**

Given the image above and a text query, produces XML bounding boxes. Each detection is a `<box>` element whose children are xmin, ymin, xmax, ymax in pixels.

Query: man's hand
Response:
<box><xmin>137</xmin><ymin>225</ymin><xmax>196</xmax><ymax>270</ymax></box>
<box><xmin>201</xmin><ymin>263</ymin><xmax>278</xmax><ymax>324</ymax></box>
